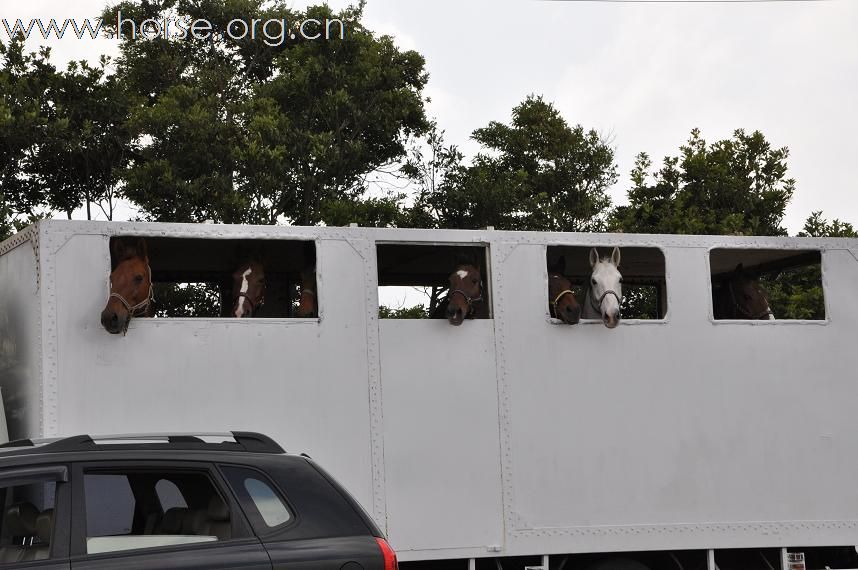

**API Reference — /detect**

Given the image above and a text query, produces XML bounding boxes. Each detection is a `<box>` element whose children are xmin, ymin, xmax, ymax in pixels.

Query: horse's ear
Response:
<box><xmin>589</xmin><ymin>248</ymin><xmax>600</xmax><ymax>268</ymax></box>
<box><xmin>611</xmin><ymin>246</ymin><xmax>621</xmax><ymax>267</ymax></box>
<box><xmin>734</xmin><ymin>263</ymin><xmax>744</xmax><ymax>275</ymax></box>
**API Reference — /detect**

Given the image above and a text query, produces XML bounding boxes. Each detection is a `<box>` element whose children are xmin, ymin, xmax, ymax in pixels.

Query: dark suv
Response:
<box><xmin>0</xmin><ymin>432</ymin><xmax>397</xmax><ymax>569</ymax></box>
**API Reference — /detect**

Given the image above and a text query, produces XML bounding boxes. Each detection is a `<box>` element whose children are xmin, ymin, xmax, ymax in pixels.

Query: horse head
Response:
<box><xmin>585</xmin><ymin>247</ymin><xmax>622</xmax><ymax>329</ymax></box>
<box><xmin>231</xmin><ymin>260</ymin><xmax>266</xmax><ymax>318</ymax></box>
<box><xmin>101</xmin><ymin>237</ymin><xmax>153</xmax><ymax>334</ymax></box>
<box><xmin>445</xmin><ymin>262</ymin><xmax>483</xmax><ymax>326</ymax></box>
<box><xmin>548</xmin><ymin>256</ymin><xmax>580</xmax><ymax>325</ymax></box>
<box><xmin>295</xmin><ymin>268</ymin><xmax>317</xmax><ymax>318</ymax></box>
<box><xmin>716</xmin><ymin>263</ymin><xmax>774</xmax><ymax>320</ymax></box>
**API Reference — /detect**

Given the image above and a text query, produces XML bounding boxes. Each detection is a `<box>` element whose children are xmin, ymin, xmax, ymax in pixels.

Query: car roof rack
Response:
<box><xmin>0</xmin><ymin>431</ymin><xmax>285</xmax><ymax>455</ymax></box>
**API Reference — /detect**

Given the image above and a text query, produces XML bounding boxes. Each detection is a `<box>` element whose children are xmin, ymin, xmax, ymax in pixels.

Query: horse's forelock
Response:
<box><xmin>111</xmin><ymin>238</ymin><xmax>147</xmax><ymax>269</ymax></box>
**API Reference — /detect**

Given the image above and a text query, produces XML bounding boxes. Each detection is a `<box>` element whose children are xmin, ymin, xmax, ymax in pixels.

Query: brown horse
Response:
<box><xmin>231</xmin><ymin>260</ymin><xmax>266</xmax><ymax>318</ymax></box>
<box><xmin>548</xmin><ymin>257</ymin><xmax>580</xmax><ymax>325</ymax></box>
<box><xmin>713</xmin><ymin>263</ymin><xmax>774</xmax><ymax>320</ymax></box>
<box><xmin>436</xmin><ymin>263</ymin><xmax>485</xmax><ymax>326</ymax></box>
<box><xmin>101</xmin><ymin>237</ymin><xmax>154</xmax><ymax>334</ymax></box>
<box><xmin>295</xmin><ymin>268</ymin><xmax>317</xmax><ymax>318</ymax></box>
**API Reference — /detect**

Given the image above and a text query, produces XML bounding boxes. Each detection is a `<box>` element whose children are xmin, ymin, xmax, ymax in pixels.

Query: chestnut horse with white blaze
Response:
<box><xmin>438</xmin><ymin>263</ymin><xmax>486</xmax><ymax>326</ymax></box>
<box><xmin>231</xmin><ymin>260</ymin><xmax>266</xmax><ymax>318</ymax></box>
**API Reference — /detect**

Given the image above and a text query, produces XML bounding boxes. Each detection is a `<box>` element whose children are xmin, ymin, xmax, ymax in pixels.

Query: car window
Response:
<box><xmin>221</xmin><ymin>466</ymin><xmax>291</xmax><ymax>531</ymax></box>
<box><xmin>0</xmin><ymin>481</ymin><xmax>57</xmax><ymax>564</ymax></box>
<box><xmin>83</xmin><ymin>470</ymin><xmax>232</xmax><ymax>555</ymax></box>
<box><xmin>85</xmin><ymin>474</ymin><xmax>134</xmax><ymax>536</ymax></box>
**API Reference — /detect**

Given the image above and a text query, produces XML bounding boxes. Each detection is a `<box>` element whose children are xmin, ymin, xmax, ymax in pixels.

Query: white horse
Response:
<box><xmin>582</xmin><ymin>247</ymin><xmax>622</xmax><ymax>328</ymax></box>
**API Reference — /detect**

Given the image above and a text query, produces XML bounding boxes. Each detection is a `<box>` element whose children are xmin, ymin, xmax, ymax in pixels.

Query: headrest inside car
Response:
<box><xmin>4</xmin><ymin>503</ymin><xmax>39</xmax><ymax>537</ymax></box>
<box><xmin>35</xmin><ymin>509</ymin><xmax>53</xmax><ymax>544</ymax></box>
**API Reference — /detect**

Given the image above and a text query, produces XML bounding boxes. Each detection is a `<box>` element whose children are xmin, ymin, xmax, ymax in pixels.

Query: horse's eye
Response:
<box><xmin>619</xmin><ymin>277</ymin><xmax>623</xmax><ymax>284</ymax></box>
<box><xmin>471</xmin><ymin>278</ymin><xmax>478</xmax><ymax>284</ymax></box>
<box><xmin>591</xmin><ymin>278</ymin><xmax>597</xmax><ymax>286</ymax></box>
<box><xmin>134</xmin><ymin>274</ymin><xmax>144</xmax><ymax>283</ymax></box>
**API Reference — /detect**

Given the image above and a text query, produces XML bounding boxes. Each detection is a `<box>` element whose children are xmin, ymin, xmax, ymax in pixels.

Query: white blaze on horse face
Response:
<box><xmin>235</xmin><ymin>268</ymin><xmax>252</xmax><ymax>318</ymax></box>
<box><xmin>456</xmin><ymin>269</ymin><xmax>469</xmax><ymax>280</ymax></box>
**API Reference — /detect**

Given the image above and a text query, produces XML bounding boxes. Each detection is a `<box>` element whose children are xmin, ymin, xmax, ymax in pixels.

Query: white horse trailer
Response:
<box><xmin>1</xmin><ymin>220</ymin><xmax>858</xmax><ymax>570</ymax></box>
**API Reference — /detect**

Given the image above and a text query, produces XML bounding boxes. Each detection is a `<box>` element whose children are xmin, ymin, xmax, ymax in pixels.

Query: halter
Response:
<box><xmin>728</xmin><ymin>280</ymin><xmax>773</xmax><ymax>319</ymax></box>
<box><xmin>551</xmin><ymin>289</ymin><xmax>576</xmax><ymax>319</ymax></box>
<box><xmin>109</xmin><ymin>264</ymin><xmax>154</xmax><ymax>334</ymax></box>
<box><xmin>448</xmin><ymin>286</ymin><xmax>483</xmax><ymax>317</ymax></box>
<box><xmin>589</xmin><ymin>288</ymin><xmax>622</xmax><ymax>315</ymax></box>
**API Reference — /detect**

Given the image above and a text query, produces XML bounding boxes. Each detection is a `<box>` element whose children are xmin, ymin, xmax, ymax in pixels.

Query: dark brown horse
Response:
<box><xmin>231</xmin><ymin>260</ymin><xmax>266</xmax><ymax>318</ymax></box>
<box><xmin>713</xmin><ymin>263</ymin><xmax>774</xmax><ymax>320</ymax></box>
<box><xmin>548</xmin><ymin>257</ymin><xmax>580</xmax><ymax>325</ymax></box>
<box><xmin>436</xmin><ymin>263</ymin><xmax>485</xmax><ymax>326</ymax></box>
<box><xmin>101</xmin><ymin>237</ymin><xmax>154</xmax><ymax>334</ymax></box>
<box><xmin>295</xmin><ymin>268</ymin><xmax>317</xmax><ymax>318</ymax></box>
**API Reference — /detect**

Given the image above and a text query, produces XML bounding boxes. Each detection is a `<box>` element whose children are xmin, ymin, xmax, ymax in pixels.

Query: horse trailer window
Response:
<box><xmin>546</xmin><ymin>246</ymin><xmax>667</xmax><ymax>321</ymax></box>
<box><xmin>709</xmin><ymin>249</ymin><xmax>824</xmax><ymax>321</ymax></box>
<box><xmin>107</xmin><ymin>236</ymin><xmax>317</xmax><ymax>319</ymax></box>
<box><xmin>376</xmin><ymin>244</ymin><xmax>491</xmax><ymax>320</ymax></box>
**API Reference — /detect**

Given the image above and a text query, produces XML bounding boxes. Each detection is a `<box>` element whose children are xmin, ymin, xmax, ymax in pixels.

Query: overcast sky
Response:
<box><xmin>13</xmin><ymin>0</ymin><xmax>858</xmax><ymax>234</ymax></box>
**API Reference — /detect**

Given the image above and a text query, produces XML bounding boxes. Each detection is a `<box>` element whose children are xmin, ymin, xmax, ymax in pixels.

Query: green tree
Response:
<box><xmin>0</xmin><ymin>38</ymin><xmax>53</xmax><ymax>239</ymax></box>
<box><xmin>798</xmin><ymin>211</ymin><xmax>857</xmax><ymax>238</ymax></box>
<box><xmin>762</xmin><ymin>212</ymin><xmax>857</xmax><ymax>320</ymax></box>
<box><xmin>612</xmin><ymin>128</ymin><xmax>795</xmax><ymax>236</ymax></box>
<box><xmin>101</xmin><ymin>0</ymin><xmax>428</xmax><ymax>225</ymax></box>
<box><xmin>1</xmin><ymin>37</ymin><xmax>130</xmax><ymax>238</ymax></box>
<box><xmin>378</xmin><ymin>304</ymin><xmax>428</xmax><ymax>319</ymax></box>
<box><xmin>415</xmin><ymin>96</ymin><xmax>616</xmax><ymax>231</ymax></box>
<box><xmin>34</xmin><ymin>58</ymin><xmax>132</xmax><ymax>220</ymax></box>
<box><xmin>154</xmin><ymin>283</ymin><xmax>221</xmax><ymax>318</ymax></box>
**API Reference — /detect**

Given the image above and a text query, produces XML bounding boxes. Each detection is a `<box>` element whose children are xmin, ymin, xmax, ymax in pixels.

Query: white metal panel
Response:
<box><xmin>49</xmin><ymin>232</ymin><xmax>376</xmax><ymax>515</ymax></box>
<box><xmin>496</xmin><ymin>243</ymin><xmax>858</xmax><ymax>554</ymax></box>
<box><xmin>0</xmin><ymin>229</ymin><xmax>42</xmax><ymax>440</ymax></box>
<box><xmin>380</xmin><ymin>319</ymin><xmax>504</xmax><ymax>555</ymax></box>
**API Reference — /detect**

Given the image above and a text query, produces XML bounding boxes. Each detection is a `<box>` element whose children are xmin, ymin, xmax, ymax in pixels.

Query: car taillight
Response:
<box><xmin>375</xmin><ymin>537</ymin><xmax>398</xmax><ymax>570</ymax></box>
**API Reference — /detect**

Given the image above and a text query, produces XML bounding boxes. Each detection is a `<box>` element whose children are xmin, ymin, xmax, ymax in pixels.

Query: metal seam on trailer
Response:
<box><xmin>492</xmin><ymin>240</ymin><xmax>517</xmax><ymax>540</ymax></box>
<box><xmin>40</xmin><ymin>223</ymin><xmax>59</xmax><ymax>438</ymax></box>
<box><xmin>359</xmin><ymin>236</ymin><xmax>388</xmax><ymax>528</ymax></box>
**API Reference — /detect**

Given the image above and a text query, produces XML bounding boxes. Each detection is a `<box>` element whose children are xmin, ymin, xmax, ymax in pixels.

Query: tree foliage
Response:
<box><xmin>0</xmin><ymin>39</ymin><xmax>53</xmax><ymax>239</ymax></box>
<box><xmin>797</xmin><ymin>211</ymin><xmax>857</xmax><ymax>238</ymax></box>
<box><xmin>612</xmin><ymin>128</ymin><xmax>794</xmax><ymax>236</ymax></box>
<box><xmin>153</xmin><ymin>282</ymin><xmax>221</xmax><ymax>317</ymax></box>
<box><xmin>0</xmin><ymin>37</ymin><xmax>132</xmax><ymax>239</ymax></box>
<box><xmin>762</xmin><ymin>212</ymin><xmax>857</xmax><ymax>320</ymax></box>
<box><xmin>99</xmin><ymin>0</ymin><xmax>428</xmax><ymax>225</ymax></box>
<box><xmin>411</xmin><ymin>96</ymin><xmax>616</xmax><ymax>231</ymax></box>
